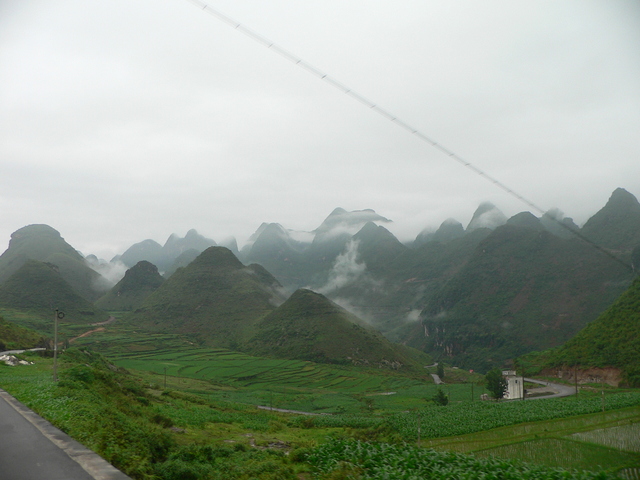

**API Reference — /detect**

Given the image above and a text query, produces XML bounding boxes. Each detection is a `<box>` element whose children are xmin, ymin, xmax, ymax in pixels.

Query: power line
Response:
<box><xmin>185</xmin><ymin>0</ymin><xmax>633</xmax><ymax>272</ymax></box>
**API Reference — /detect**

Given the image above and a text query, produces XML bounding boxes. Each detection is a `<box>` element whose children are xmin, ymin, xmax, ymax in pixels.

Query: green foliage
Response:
<box><xmin>0</xmin><ymin>315</ymin><xmax>47</xmax><ymax>350</ymax></box>
<box><xmin>542</xmin><ymin>276</ymin><xmax>640</xmax><ymax>385</ymax></box>
<box><xmin>387</xmin><ymin>393</ymin><xmax>640</xmax><ymax>441</ymax></box>
<box><xmin>485</xmin><ymin>368</ymin><xmax>507</xmax><ymax>399</ymax></box>
<box><xmin>432</xmin><ymin>387</ymin><xmax>449</xmax><ymax>406</ymax></box>
<box><xmin>417</xmin><ymin>225</ymin><xmax>632</xmax><ymax>371</ymax></box>
<box><xmin>436</xmin><ymin>363</ymin><xmax>445</xmax><ymax>379</ymax></box>
<box><xmin>308</xmin><ymin>438</ymin><xmax>621</xmax><ymax>479</ymax></box>
<box><xmin>153</xmin><ymin>445</ymin><xmax>296</xmax><ymax>480</ymax></box>
<box><xmin>247</xmin><ymin>288</ymin><xmax>430</xmax><ymax>370</ymax></box>
<box><xmin>3</xmin><ymin>342</ymin><xmax>640</xmax><ymax>478</ymax></box>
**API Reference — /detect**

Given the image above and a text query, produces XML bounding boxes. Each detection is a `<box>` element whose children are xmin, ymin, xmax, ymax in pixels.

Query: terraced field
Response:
<box><xmin>68</xmin><ymin>324</ymin><xmax>482</xmax><ymax>413</ymax></box>
<box><xmin>111</xmin><ymin>346</ymin><xmax>451</xmax><ymax>413</ymax></box>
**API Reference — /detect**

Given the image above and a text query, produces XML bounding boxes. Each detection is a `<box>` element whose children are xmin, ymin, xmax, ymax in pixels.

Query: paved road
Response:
<box><xmin>0</xmin><ymin>388</ymin><xmax>130</xmax><ymax>480</ymax></box>
<box><xmin>524</xmin><ymin>377</ymin><xmax>576</xmax><ymax>399</ymax></box>
<box><xmin>0</xmin><ymin>348</ymin><xmax>46</xmax><ymax>356</ymax></box>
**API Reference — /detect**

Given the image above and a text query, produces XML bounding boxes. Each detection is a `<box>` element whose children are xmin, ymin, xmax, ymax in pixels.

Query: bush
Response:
<box><xmin>153</xmin><ymin>459</ymin><xmax>214</xmax><ymax>480</ymax></box>
<box><xmin>432</xmin><ymin>388</ymin><xmax>449</xmax><ymax>406</ymax></box>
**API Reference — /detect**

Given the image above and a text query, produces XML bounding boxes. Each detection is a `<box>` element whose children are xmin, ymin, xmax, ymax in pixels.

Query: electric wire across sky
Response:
<box><xmin>185</xmin><ymin>0</ymin><xmax>633</xmax><ymax>272</ymax></box>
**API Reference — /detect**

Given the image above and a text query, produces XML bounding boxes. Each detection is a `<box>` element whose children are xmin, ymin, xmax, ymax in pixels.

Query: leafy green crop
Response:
<box><xmin>308</xmin><ymin>439</ymin><xmax>621</xmax><ymax>479</ymax></box>
<box><xmin>388</xmin><ymin>393</ymin><xmax>640</xmax><ymax>441</ymax></box>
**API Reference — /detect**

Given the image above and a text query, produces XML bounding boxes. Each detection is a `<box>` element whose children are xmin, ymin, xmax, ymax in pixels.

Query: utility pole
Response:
<box><xmin>53</xmin><ymin>309</ymin><xmax>64</xmax><ymax>382</ymax></box>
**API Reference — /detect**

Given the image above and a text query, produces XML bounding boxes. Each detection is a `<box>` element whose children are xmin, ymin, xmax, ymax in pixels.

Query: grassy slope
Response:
<box><xmin>0</xmin><ymin>316</ymin><xmax>47</xmax><ymax>350</ymax></box>
<box><xmin>246</xmin><ymin>288</ymin><xmax>431</xmax><ymax>370</ymax></box>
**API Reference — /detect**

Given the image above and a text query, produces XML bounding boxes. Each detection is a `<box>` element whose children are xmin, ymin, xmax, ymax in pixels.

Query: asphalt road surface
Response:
<box><xmin>0</xmin><ymin>388</ymin><xmax>130</xmax><ymax>480</ymax></box>
<box><xmin>524</xmin><ymin>377</ymin><xmax>576</xmax><ymax>399</ymax></box>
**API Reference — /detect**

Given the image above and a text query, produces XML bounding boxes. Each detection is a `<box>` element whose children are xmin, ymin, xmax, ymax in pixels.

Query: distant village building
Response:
<box><xmin>502</xmin><ymin>370</ymin><xmax>524</xmax><ymax>400</ymax></box>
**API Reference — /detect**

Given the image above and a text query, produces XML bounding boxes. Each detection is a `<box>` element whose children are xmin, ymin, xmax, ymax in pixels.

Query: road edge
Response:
<box><xmin>0</xmin><ymin>388</ymin><xmax>131</xmax><ymax>480</ymax></box>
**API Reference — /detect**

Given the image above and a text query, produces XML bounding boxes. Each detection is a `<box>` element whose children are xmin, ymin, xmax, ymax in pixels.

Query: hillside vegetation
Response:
<box><xmin>0</xmin><ymin>315</ymin><xmax>47</xmax><ymax>351</ymax></box>
<box><xmin>0</xmin><ymin>260</ymin><xmax>109</xmax><ymax>326</ymax></box>
<box><xmin>96</xmin><ymin>260</ymin><xmax>164</xmax><ymax>311</ymax></box>
<box><xmin>536</xmin><ymin>275</ymin><xmax>640</xmax><ymax>386</ymax></box>
<box><xmin>0</xmin><ymin>224</ymin><xmax>108</xmax><ymax>301</ymax></box>
<box><xmin>247</xmin><ymin>288</ymin><xmax>431</xmax><ymax>369</ymax></box>
<box><xmin>125</xmin><ymin>247</ymin><xmax>285</xmax><ymax>348</ymax></box>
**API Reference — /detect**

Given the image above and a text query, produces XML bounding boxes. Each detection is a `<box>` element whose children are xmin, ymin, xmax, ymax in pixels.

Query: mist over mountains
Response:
<box><xmin>0</xmin><ymin>187</ymin><xmax>638</xmax><ymax>371</ymax></box>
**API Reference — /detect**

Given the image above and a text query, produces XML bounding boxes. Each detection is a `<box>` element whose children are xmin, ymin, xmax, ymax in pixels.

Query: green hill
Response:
<box><xmin>544</xmin><ymin>275</ymin><xmax>640</xmax><ymax>386</ymax></box>
<box><xmin>246</xmin><ymin>288</ymin><xmax>431</xmax><ymax>369</ymax></box>
<box><xmin>95</xmin><ymin>261</ymin><xmax>164</xmax><ymax>311</ymax></box>
<box><xmin>0</xmin><ymin>316</ymin><xmax>47</xmax><ymax>351</ymax></box>
<box><xmin>0</xmin><ymin>224</ymin><xmax>108</xmax><ymax>301</ymax></box>
<box><xmin>410</xmin><ymin>225</ymin><xmax>633</xmax><ymax>371</ymax></box>
<box><xmin>0</xmin><ymin>260</ymin><xmax>108</xmax><ymax>328</ymax></box>
<box><xmin>125</xmin><ymin>247</ymin><xmax>285</xmax><ymax>348</ymax></box>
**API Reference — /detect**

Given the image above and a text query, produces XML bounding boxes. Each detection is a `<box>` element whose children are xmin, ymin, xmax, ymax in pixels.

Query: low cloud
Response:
<box><xmin>315</xmin><ymin>240</ymin><xmax>366</xmax><ymax>295</ymax></box>
<box><xmin>85</xmin><ymin>256</ymin><xmax>128</xmax><ymax>289</ymax></box>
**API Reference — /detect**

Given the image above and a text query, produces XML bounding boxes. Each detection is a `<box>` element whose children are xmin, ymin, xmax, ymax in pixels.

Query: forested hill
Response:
<box><xmin>538</xmin><ymin>275</ymin><xmax>640</xmax><ymax>387</ymax></box>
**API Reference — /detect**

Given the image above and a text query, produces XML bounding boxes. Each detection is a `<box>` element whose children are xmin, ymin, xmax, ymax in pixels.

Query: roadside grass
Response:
<box><xmin>0</xmin><ymin>350</ymin><xmax>312</xmax><ymax>479</ymax></box>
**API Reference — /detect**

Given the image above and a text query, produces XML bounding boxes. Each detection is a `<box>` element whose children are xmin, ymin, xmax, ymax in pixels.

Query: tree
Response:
<box><xmin>436</xmin><ymin>363</ymin><xmax>445</xmax><ymax>379</ymax></box>
<box><xmin>432</xmin><ymin>387</ymin><xmax>448</xmax><ymax>406</ymax></box>
<box><xmin>485</xmin><ymin>368</ymin><xmax>507</xmax><ymax>400</ymax></box>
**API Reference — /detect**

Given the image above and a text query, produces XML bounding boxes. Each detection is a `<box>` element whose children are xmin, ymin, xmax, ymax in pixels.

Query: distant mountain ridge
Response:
<box><xmin>580</xmin><ymin>188</ymin><xmax>640</xmax><ymax>251</ymax></box>
<box><xmin>1</xmin><ymin>188</ymin><xmax>638</xmax><ymax>372</ymax></box>
<box><xmin>113</xmin><ymin>229</ymin><xmax>217</xmax><ymax>272</ymax></box>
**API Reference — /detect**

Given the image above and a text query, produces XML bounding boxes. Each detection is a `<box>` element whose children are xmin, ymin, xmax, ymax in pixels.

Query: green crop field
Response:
<box><xmin>4</xmin><ymin>318</ymin><xmax>640</xmax><ymax>478</ymax></box>
<box><xmin>308</xmin><ymin>438</ymin><xmax>631</xmax><ymax>479</ymax></box>
<box><xmin>110</xmin><ymin>346</ymin><xmax>458</xmax><ymax>414</ymax></box>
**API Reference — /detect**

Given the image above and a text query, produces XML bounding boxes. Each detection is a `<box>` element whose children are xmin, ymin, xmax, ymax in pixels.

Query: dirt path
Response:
<box><xmin>68</xmin><ymin>327</ymin><xmax>106</xmax><ymax>344</ymax></box>
<box><xmin>91</xmin><ymin>316</ymin><xmax>116</xmax><ymax>327</ymax></box>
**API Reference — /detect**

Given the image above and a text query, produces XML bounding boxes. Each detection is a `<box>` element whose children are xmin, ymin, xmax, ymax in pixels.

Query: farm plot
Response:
<box><xmin>112</xmin><ymin>347</ymin><xmax>437</xmax><ymax>413</ymax></box>
<box><xmin>473</xmin><ymin>438</ymin><xmax>640</xmax><ymax>472</ymax></box>
<box><xmin>308</xmin><ymin>438</ymin><xmax>624</xmax><ymax>480</ymax></box>
<box><xmin>390</xmin><ymin>394</ymin><xmax>640</xmax><ymax>442</ymax></box>
<box><xmin>572</xmin><ymin>422</ymin><xmax>640</xmax><ymax>453</ymax></box>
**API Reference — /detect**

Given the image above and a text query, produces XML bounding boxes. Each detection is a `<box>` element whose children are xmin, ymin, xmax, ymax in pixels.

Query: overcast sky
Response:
<box><xmin>2</xmin><ymin>0</ymin><xmax>639</xmax><ymax>260</ymax></box>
